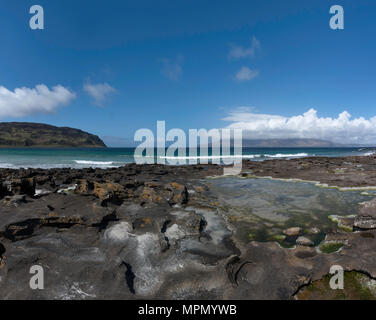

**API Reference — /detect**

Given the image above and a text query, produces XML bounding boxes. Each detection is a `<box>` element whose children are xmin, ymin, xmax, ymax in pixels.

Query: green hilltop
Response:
<box><xmin>0</xmin><ymin>122</ymin><xmax>106</xmax><ymax>148</ymax></box>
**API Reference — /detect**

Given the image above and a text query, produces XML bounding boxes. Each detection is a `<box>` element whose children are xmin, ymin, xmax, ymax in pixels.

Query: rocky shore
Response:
<box><xmin>2</xmin><ymin>156</ymin><xmax>376</xmax><ymax>299</ymax></box>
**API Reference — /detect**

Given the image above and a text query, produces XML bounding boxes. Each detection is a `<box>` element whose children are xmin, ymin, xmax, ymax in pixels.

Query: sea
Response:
<box><xmin>0</xmin><ymin>147</ymin><xmax>375</xmax><ymax>169</ymax></box>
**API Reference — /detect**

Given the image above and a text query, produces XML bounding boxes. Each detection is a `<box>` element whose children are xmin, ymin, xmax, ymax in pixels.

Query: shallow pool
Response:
<box><xmin>207</xmin><ymin>177</ymin><xmax>375</xmax><ymax>247</ymax></box>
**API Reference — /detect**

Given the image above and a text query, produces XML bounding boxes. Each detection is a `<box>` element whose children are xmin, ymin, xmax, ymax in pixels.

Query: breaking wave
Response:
<box><xmin>74</xmin><ymin>160</ymin><xmax>115</xmax><ymax>165</ymax></box>
<box><xmin>159</xmin><ymin>153</ymin><xmax>310</xmax><ymax>160</ymax></box>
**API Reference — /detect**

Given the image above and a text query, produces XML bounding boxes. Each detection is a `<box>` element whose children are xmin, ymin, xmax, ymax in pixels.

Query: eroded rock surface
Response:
<box><xmin>1</xmin><ymin>157</ymin><xmax>376</xmax><ymax>299</ymax></box>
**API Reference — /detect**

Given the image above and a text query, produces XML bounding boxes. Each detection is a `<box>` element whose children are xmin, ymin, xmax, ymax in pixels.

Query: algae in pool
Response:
<box><xmin>207</xmin><ymin>177</ymin><xmax>374</xmax><ymax>246</ymax></box>
<box><xmin>318</xmin><ymin>242</ymin><xmax>344</xmax><ymax>254</ymax></box>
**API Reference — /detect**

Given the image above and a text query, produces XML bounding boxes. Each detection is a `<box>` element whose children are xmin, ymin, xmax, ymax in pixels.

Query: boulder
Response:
<box><xmin>296</xmin><ymin>236</ymin><xmax>314</xmax><ymax>247</ymax></box>
<box><xmin>284</xmin><ymin>227</ymin><xmax>302</xmax><ymax>237</ymax></box>
<box><xmin>164</xmin><ymin>182</ymin><xmax>188</xmax><ymax>205</ymax></box>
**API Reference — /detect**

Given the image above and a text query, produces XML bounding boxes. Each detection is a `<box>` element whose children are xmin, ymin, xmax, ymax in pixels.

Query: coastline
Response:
<box><xmin>0</xmin><ymin>147</ymin><xmax>374</xmax><ymax>170</ymax></box>
<box><xmin>2</xmin><ymin>156</ymin><xmax>376</xmax><ymax>299</ymax></box>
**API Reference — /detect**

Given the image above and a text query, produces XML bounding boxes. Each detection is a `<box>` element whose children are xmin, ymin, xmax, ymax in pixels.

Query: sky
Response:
<box><xmin>0</xmin><ymin>0</ymin><xmax>376</xmax><ymax>145</ymax></box>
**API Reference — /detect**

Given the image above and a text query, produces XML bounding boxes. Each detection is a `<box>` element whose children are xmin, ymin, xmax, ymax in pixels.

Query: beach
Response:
<box><xmin>1</xmin><ymin>155</ymin><xmax>376</xmax><ymax>299</ymax></box>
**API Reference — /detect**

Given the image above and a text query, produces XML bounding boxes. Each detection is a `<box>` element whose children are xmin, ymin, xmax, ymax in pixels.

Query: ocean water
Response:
<box><xmin>0</xmin><ymin>147</ymin><xmax>374</xmax><ymax>169</ymax></box>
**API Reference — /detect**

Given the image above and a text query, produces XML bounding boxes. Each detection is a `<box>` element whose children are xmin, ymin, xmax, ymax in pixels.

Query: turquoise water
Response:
<box><xmin>0</xmin><ymin>147</ymin><xmax>374</xmax><ymax>169</ymax></box>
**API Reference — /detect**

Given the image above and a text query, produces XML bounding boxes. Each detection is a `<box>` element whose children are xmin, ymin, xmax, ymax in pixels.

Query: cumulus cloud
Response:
<box><xmin>223</xmin><ymin>108</ymin><xmax>376</xmax><ymax>144</ymax></box>
<box><xmin>83</xmin><ymin>82</ymin><xmax>116</xmax><ymax>106</ymax></box>
<box><xmin>229</xmin><ymin>36</ymin><xmax>261</xmax><ymax>59</ymax></box>
<box><xmin>159</xmin><ymin>55</ymin><xmax>183</xmax><ymax>81</ymax></box>
<box><xmin>235</xmin><ymin>67</ymin><xmax>259</xmax><ymax>81</ymax></box>
<box><xmin>0</xmin><ymin>84</ymin><xmax>75</xmax><ymax>118</ymax></box>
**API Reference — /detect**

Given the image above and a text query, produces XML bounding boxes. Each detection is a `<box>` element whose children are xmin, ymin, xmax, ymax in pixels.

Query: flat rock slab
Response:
<box><xmin>225</xmin><ymin>230</ymin><xmax>376</xmax><ymax>299</ymax></box>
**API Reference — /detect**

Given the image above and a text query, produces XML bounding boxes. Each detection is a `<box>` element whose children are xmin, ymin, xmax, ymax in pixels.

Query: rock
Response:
<box><xmin>354</xmin><ymin>198</ymin><xmax>376</xmax><ymax>230</ymax></box>
<box><xmin>2</xmin><ymin>178</ymin><xmax>35</xmax><ymax>197</ymax></box>
<box><xmin>93</xmin><ymin>181</ymin><xmax>127</xmax><ymax>205</ymax></box>
<box><xmin>167</xmin><ymin>210</ymin><xmax>205</xmax><ymax>242</ymax></box>
<box><xmin>164</xmin><ymin>182</ymin><xmax>188</xmax><ymax>205</ymax></box>
<box><xmin>75</xmin><ymin>179</ymin><xmax>94</xmax><ymax>194</ymax></box>
<box><xmin>132</xmin><ymin>217</ymin><xmax>156</xmax><ymax>232</ymax></box>
<box><xmin>144</xmin><ymin>181</ymin><xmax>162</xmax><ymax>188</ymax></box>
<box><xmin>6</xmin><ymin>160</ymin><xmax>376</xmax><ymax>300</ymax></box>
<box><xmin>75</xmin><ymin>179</ymin><xmax>131</xmax><ymax>204</ymax></box>
<box><xmin>226</xmin><ymin>230</ymin><xmax>376</xmax><ymax>300</ymax></box>
<box><xmin>296</xmin><ymin>236</ymin><xmax>314</xmax><ymax>247</ymax></box>
<box><xmin>138</xmin><ymin>182</ymin><xmax>189</xmax><ymax>206</ymax></box>
<box><xmin>164</xmin><ymin>224</ymin><xmax>186</xmax><ymax>245</ymax></box>
<box><xmin>2</xmin><ymin>195</ymin><xmax>26</xmax><ymax>207</ymax></box>
<box><xmin>104</xmin><ymin>222</ymin><xmax>132</xmax><ymax>243</ymax></box>
<box><xmin>0</xmin><ymin>182</ymin><xmax>7</xmax><ymax>199</ymax></box>
<box><xmin>284</xmin><ymin>227</ymin><xmax>302</xmax><ymax>237</ymax></box>
<box><xmin>139</xmin><ymin>187</ymin><xmax>164</xmax><ymax>204</ymax></box>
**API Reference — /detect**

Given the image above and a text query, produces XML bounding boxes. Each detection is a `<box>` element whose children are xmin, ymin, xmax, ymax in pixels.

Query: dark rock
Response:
<box><xmin>75</xmin><ymin>179</ymin><xmax>94</xmax><ymax>194</ymax></box>
<box><xmin>0</xmin><ymin>182</ymin><xmax>7</xmax><ymax>199</ymax></box>
<box><xmin>296</xmin><ymin>236</ymin><xmax>314</xmax><ymax>247</ymax></box>
<box><xmin>354</xmin><ymin>198</ymin><xmax>376</xmax><ymax>230</ymax></box>
<box><xmin>164</xmin><ymin>182</ymin><xmax>188</xmax><ymax>205</ymax></box>
<box><xmin>284</xmin><ymin>227</ymin><xmax>302</xmax><ymax>237</ymax></box>
<box><xmin>2</xmin><ymin>195</ymin><xmax>27</xmax><ymax>207</ymax></box>
<box><xmin>2</xmin><ymin>158</ymin><xmax>376</xmax><ymax>299</ymax></box>
<box><xmin>2</xmin><ymin>178</ymin><xmax>35</xmax><ymax>196</ymax></box>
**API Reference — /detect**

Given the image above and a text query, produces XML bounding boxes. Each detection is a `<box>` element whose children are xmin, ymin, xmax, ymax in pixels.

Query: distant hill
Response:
<box><xmin>242</xmin><ymin>138</ymin><xmax>343</xmax><ymax>148</ymax></box>
<box><xmin>103</xmin><ymin>137</ymin><xmax>355</xmax><ymax>148</ymax></box>
<box><xmin>0</xmin><ymin>122</ymin><xmax>106</xmax><ymax>148</ymax></box>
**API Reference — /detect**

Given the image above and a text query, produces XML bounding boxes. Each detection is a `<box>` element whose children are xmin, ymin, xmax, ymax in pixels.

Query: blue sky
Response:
<box><xmin>1</xmin><ymin>0</ymin><xmax>376</xmax><ymax>145</ymax></box>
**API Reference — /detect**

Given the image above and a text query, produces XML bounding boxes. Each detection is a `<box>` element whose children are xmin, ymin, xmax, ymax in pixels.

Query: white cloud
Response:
<box><xmin>159</xmin><ymin>55</ymin><xmax>183</xmax><ymax>81</ymax></box>
<box><xmin>235</xmin><ymin>67</ymin><xmax>259</xmax><ymax>81</ymax></box>
<box><xmin>83</xmin><ymin>82</ymin><xmax>116</xmax><ymax>106</ymax></box>
<box><xmin>223</xmin><ymin>108</ymin><xmax>376</xmax><ymax>144</ymax></box>
<box><xmin>229</xmin><ymin>36</ymin><xmax>261</xmax><ymax>59</ymax></box>
<box><xmin>0</xmin><ymin>84</ymin><xmax>75</xmax><ymax>118</ymax></box>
